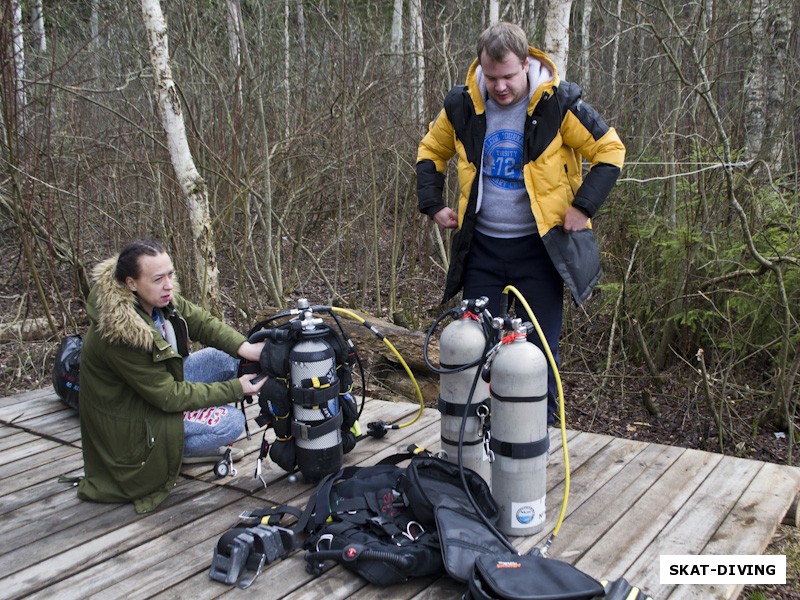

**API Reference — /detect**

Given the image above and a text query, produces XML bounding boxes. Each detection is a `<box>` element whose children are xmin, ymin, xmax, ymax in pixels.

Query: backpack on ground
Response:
<box><xmin>52</xmin><ymin>334</ymin><xmax>82</xmax><ymax>411</ymax></box>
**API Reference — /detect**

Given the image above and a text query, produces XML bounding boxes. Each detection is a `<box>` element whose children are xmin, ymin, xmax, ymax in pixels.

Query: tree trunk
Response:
<box><xmin>580</xmin><ymin>0</ymin><xmax>593</xmax><ymax>92</ymax></box>
<box><xmin>762</xmin><ymin>0</ymin><xmax>791</xmax><ymax>170</ymax></box>
<box><xmin>544</xmin><ymin>0</ymin><xmax>572</xmax><ymax>78</ymax></box>
<box><xmin>610</xmin><ymin>0</ymin><xmax>622</xmax><ymax>100</ymax></box>
<box><xmin>30</xmin><ymin>0</ymin><xmax>46</xmax><ymax>52</ymax></box>
<box><xmin>409</xmin><ymin>0</ymin><xmax>425</xmax><ymax>125</ymax></box>
<box><xmin>11</xmin><ymin>0</ymin><xmax>26</xmax><ymax>133</ymax></box>
<box><xmin>390</xmin><ymin>0</ymin><xmax>404</xmax><ymax>74</ymax></box>
<box><xmin>140</xmin><ymin>0</ymin><xmax>223</xmax><ymax>317</ymax></box>
<box><xmin>743</xmin><ymin>0</ymin><xmax>767</xmax><ymax>162</ymax></box>
<box><xmin>226</xmin><ymin>0</ymin><xmax>242</xmax><ymax>105</ymax></box>
<box><xmin>489</xmin><ymin>0</ymin><xmax>500</xmax><ymax>25</ymax></box>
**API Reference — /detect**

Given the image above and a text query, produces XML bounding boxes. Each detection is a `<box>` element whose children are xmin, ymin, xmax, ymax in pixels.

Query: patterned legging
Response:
<box><xmin>182</xmin><ymin>348</ymin><xmax>245</xmax><ymax>456</ymax></box>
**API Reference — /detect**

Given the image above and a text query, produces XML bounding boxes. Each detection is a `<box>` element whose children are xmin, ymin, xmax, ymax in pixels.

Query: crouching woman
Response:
<box><xmin>77</xmin><ymin>239</ymin><xmax>266</xmax><ymax>513</ymax></box>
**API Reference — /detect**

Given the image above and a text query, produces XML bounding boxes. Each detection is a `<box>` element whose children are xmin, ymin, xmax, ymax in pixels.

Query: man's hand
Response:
<box><xmin>433</xmin><ymin>207</ymin><xmax>458</xmax><ymax>229</ymax></box>
<box><xmin>563</xmin><ymin>206</ymin><xmax>589</xmax><ymax>232</ymax></box>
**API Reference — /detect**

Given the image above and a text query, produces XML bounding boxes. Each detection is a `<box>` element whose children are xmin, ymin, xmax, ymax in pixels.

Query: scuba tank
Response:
<box><xmin>487</xmin><ymin>318</ymin><xmax>549</xmax><ymax>536</ymax></box>
<box><xmin>289</xmin><ymin>311</ymin><xmax>344</xmax><ymax>482</ymax></box>
<box><xmin>249</xmin><ymin>299</ymin><xmax>358</xmax><ymax>483</ymax></box>
<box><xmin>437</xmin><ymin>299</ymin><xmax>492</xmax><ymax>484</ymax></box>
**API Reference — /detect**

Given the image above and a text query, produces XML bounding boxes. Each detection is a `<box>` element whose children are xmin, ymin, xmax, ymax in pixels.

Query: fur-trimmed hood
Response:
<box><xmin>87</xmin><ymin>255</ymin><xmax>180</xmax><ymax>352</ymax></box>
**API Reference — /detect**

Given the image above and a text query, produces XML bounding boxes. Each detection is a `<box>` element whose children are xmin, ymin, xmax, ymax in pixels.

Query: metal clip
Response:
<box><xmin>476</xmin><ymin>403</ymin><xmax>490</xmax><ymax>437</ymax></box>
<box><xmin>484</xmin><ymin>430</ymin><xmax>494</xmax><ymax>463</ymax></box>
<box><xmin>254</xmin><ymin>458</ymin><xmax>266</xmax><ymax>489</ymax></box>
<box><xmin>316</xmin><ymin>533</ymin><xmax>334</xmax><ymax>552</ymax></box>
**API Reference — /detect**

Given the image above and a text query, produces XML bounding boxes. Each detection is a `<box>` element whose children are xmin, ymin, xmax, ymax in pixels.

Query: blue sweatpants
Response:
<box><xmin>182</xmin><ymin>348</ymin><xmax>245</xmax><ymax>456</ymax></box>
<box><xmin>462</xmin><ymin>230</ymin><xmax>564</xmax><ymax>424</ymax></box>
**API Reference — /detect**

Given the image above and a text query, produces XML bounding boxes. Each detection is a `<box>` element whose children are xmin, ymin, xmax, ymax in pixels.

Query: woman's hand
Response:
<box><xmin>237</xmin><ymin>341</ymin><xmax>265</xmax><ymax>362</ymax></box>
<box><xmin>239</xmin><ymin>372</ymin><xmax>267</xmax><ymax>396</ymax></box>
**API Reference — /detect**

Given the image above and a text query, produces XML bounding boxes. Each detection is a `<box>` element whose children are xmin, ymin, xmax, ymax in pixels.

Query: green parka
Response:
<box><xmin>78</xmin><ymin>256</ymin><xmax>246</xmax><ymax>513</ymax></box>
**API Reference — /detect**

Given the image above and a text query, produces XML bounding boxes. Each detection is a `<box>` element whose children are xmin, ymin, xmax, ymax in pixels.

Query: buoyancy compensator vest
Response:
<box><xmin>249</xmin><ymin>299</ymin><xmax>359</xmax><ymax>482</ymax></box>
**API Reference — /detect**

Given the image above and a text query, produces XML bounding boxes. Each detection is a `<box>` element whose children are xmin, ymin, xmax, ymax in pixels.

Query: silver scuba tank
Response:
<box><xmin>438</xmin><ymin>303</ymin><xmax>492</xmax><ymax>483</ymax></box>
<box><xmin>488</xmin><ymin>319</ymin><xmax>548</xmax><ymax>536</ymax></box>
<box><xmin>289</xmin><ymin>307</ymin><xmax>343</xmax><ymax>482</ymax></box>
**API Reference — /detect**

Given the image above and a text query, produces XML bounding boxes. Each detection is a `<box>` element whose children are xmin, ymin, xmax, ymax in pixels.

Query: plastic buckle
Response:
<box><xmin>209</xmin><ymin>531</ymin><xmax>253</xmax><ymax>585</ymax></box>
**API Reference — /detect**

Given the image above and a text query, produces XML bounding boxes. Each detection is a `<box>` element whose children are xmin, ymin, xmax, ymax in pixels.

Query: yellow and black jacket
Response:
<box><xmin>417</xmin><ymin>47</ymin><xmax>625</xmax><ymax>305</ymax></box>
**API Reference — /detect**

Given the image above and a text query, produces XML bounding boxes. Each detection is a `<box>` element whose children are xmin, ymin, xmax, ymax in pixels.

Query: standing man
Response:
<box><xmin>416</xmin><ymin>22</ymin><xmax>625</xmax><ymax>423</ymax></box>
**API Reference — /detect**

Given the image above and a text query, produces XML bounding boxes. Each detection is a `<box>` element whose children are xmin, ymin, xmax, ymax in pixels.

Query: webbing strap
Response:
<box><xmin>491</xmin><ymin>391</ymin><xmax>547</xmax><ymax>403</ymax></box>
<box><xmin>292</xmin><ymin>411</ymin><xmax>343</xmax><ymax>441</ymax></box>
<box><xmin>489</xmin><ymin>434</ymin><xmax>549</xmax><ymax>459</ymax></box>
<box><xmin>291</xmin><ymin>379</ymin><xmax>341</xmax><ymax>407</ymax></box>
<box><xmin>440</xmin><ymin>434</ymin><xmax>483</xmax><ymax>447</ymax></box>
<box><xmin>437</xmin><ymin>396</ymin><xmax>489</xmax><ymax>417</ymax></box>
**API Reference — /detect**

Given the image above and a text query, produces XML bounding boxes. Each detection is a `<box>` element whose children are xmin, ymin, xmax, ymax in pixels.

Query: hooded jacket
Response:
<box><xmin>417</xmin><ymin>47</ymin><xmax>625</xmax><ymax>305</ymax></box>
<box><xmin>77</xmin><ymin>256</ymin><xmax>246</xmax><ymax>513</ymax></box>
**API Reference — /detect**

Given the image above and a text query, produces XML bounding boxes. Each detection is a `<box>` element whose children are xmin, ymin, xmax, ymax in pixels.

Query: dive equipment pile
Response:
<box><xmin>208</xmin><ymin>295</ymin><xmax>652</xmax><ymax>598</ymax></box>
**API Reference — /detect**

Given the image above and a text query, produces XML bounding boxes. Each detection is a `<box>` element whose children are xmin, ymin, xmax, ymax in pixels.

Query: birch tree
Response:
<box><xmin>489</xmin><ymin>0</ymin><xmax>500</xmax><ymax>25</ymax></box>
<box><xmin>390</xmin><ymin>0</ymin><xmax>403</xmax><ymax>74</ymax></box>
<box><xmin>30</xmin><ymin>0</ymin><xmax>46</xmax><ymax>52</ymax></box>
<box><xmin>743</xmin><ymin>0</ymin><xmax>766</xmax><ymax>162</ymax></box>
<box><xmin>226</xmin><ymin>0</ymin><xmax>242</xmax><ymax>105</ymax></box>
<box><xmin>544</xmin><ymin>0</ymin><xmax>572</xmax><ymax>78</ymax></box>
<box><xmin>762</xmin><ymin>0</ymin><xmax>791</xmax><ymax>170</ymax></box>
<box><xmin>580</xmin><ymin>0</ymin><xmax>593</xmax><ymax>92</ymax></box>
<box><xmin>409</xmin><ymin>0</ymin><xmax>425</xmax><ymax>125</ymax></box>
<box><xmin>10</xmin><ymin>0</ymin><xmax>26</xmax><ymax>133</ymax></box>
<box><xmin>140</xmin><ymin>0</ymin><xmax>222</xmax><ymax>316</ymax></box>
<box><xmin>90</xmin><ymin>0</ymin><xmax>100</xmax><ymax>52</ymax></box>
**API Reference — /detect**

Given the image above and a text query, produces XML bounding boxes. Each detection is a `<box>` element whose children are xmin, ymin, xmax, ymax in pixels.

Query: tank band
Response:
<box><xmin>489</xmin><ymin>434</ymin><xmax>549</xmax><ymax>459</ymax></box>
<box><xmin>437</xmin><ymin>395</ymin><xmax>490</xmax><ymax>417</ymax></box>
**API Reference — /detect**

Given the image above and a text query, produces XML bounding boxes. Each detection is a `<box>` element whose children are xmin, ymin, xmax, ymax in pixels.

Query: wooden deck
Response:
<box><xmin>1</xmin><ymin>387</ymin><xmax>798</xmax><ymax>600</ymax></box>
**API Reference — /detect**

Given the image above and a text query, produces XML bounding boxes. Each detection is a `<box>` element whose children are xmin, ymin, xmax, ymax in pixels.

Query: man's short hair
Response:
<box><xmin>477</xmin><ymin>22</ymin><xmax>529</xmax><ymax>63</ymax></box>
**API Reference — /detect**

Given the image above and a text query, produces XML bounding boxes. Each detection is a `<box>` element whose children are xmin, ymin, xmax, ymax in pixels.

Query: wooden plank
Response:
<box><xmin>0</xmin><ymin>435</ymin><xmax>63</xmax><ymax>464</ymax></box>
<box><xmin>0</xmin><ymin>424</ymin><xmax>26</xmax><ymax>439</ymax></box>
<box><xmin>0</xmin><ymin>479</ymin><xmax>243</xmax><ymax>599</ymax></box>
<box><xmin>606</xmin><ymin>451</ymin><xmax>763</xmax><ymax>599</ymax></box>
<box><xmin>151</xmin><ymin>419</ymin><xmax>446</xmax><ymax>600</ymax></box>
<box><xmin>0</xmin><ymin>429</ymin><xmax>39</xmax><ymax>452</ymax></box>
<box><xmin>0</xmin><ymin>450</ymin><xmax>84</xmax><ymax>514</ymax></box>
<box><xmin>2</xmin><ymin>390</ymin><xmax>797</xmax><ymax>600</ymax></box>
<box><xmin>526</xmin><ymin>440</ymin><xmax>686</xmax><ymax>562</ymax></box>
<box><xmin>0</xmin><ymin>393</ymin><xmax>66</xmax><ymax>424</ymax></box>
<box><xmin>27</xmin><ymin>492</ymin><xmax>264</xmax><ymax>600</ymax></box>
<box><xmin>0</xmin><ymin>486</ymin><xmax>121</xmax><ymax>555</ymax></box>
<box><xmin>10</xmin><ymin>408</ymin><xmax>82</xmax><ymax>443</ymax></box>
<box><xmin>570</xmin><ymin>446</ymin><xmax>722</xmax><ymax>582</ymax></box>
<box><xmin>0</xmin><ymin>388</ymin><xmax>58</xmax><ymax>409</ymax></box>
<box><xmin>666</xmin><ymin>461</ymin><xmax>800</xmax><ymax>600</ymax></box>
<box><xmin>0</xmin><ymin>440</ymin><xmax>67</xmax><ymax>479</ymax></box>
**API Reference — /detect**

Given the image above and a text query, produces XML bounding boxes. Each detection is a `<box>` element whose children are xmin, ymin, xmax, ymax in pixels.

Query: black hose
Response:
<box><xmin>326</xmin><ymin>309</ymin><xmax>367</xmax><ymax>420</ymax></box>
<box><xmin>305</xmin><ymin>549</ymin><xmax>415</xmax><ymax>570</ymax></box>
<box><xmin>456</xmin><ymin>335</ymin><xmax>518</xmax><ymax>556</ymax></box>
<box><xmin>423</xmin><ymin>307</ymin><xmax>486</xmax><ymax>374</ymax></box>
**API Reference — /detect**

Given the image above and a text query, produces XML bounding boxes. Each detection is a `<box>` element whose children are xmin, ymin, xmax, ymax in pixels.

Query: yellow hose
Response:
<box><xmin>330</xmin><ymin>307</ymin><xmax>425</xmax><ymax>429</ymax></box>
<box><xmin>502</xmin><ymin>285</ymin><xmax>570</xmax><ymax>544</ymax></box>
